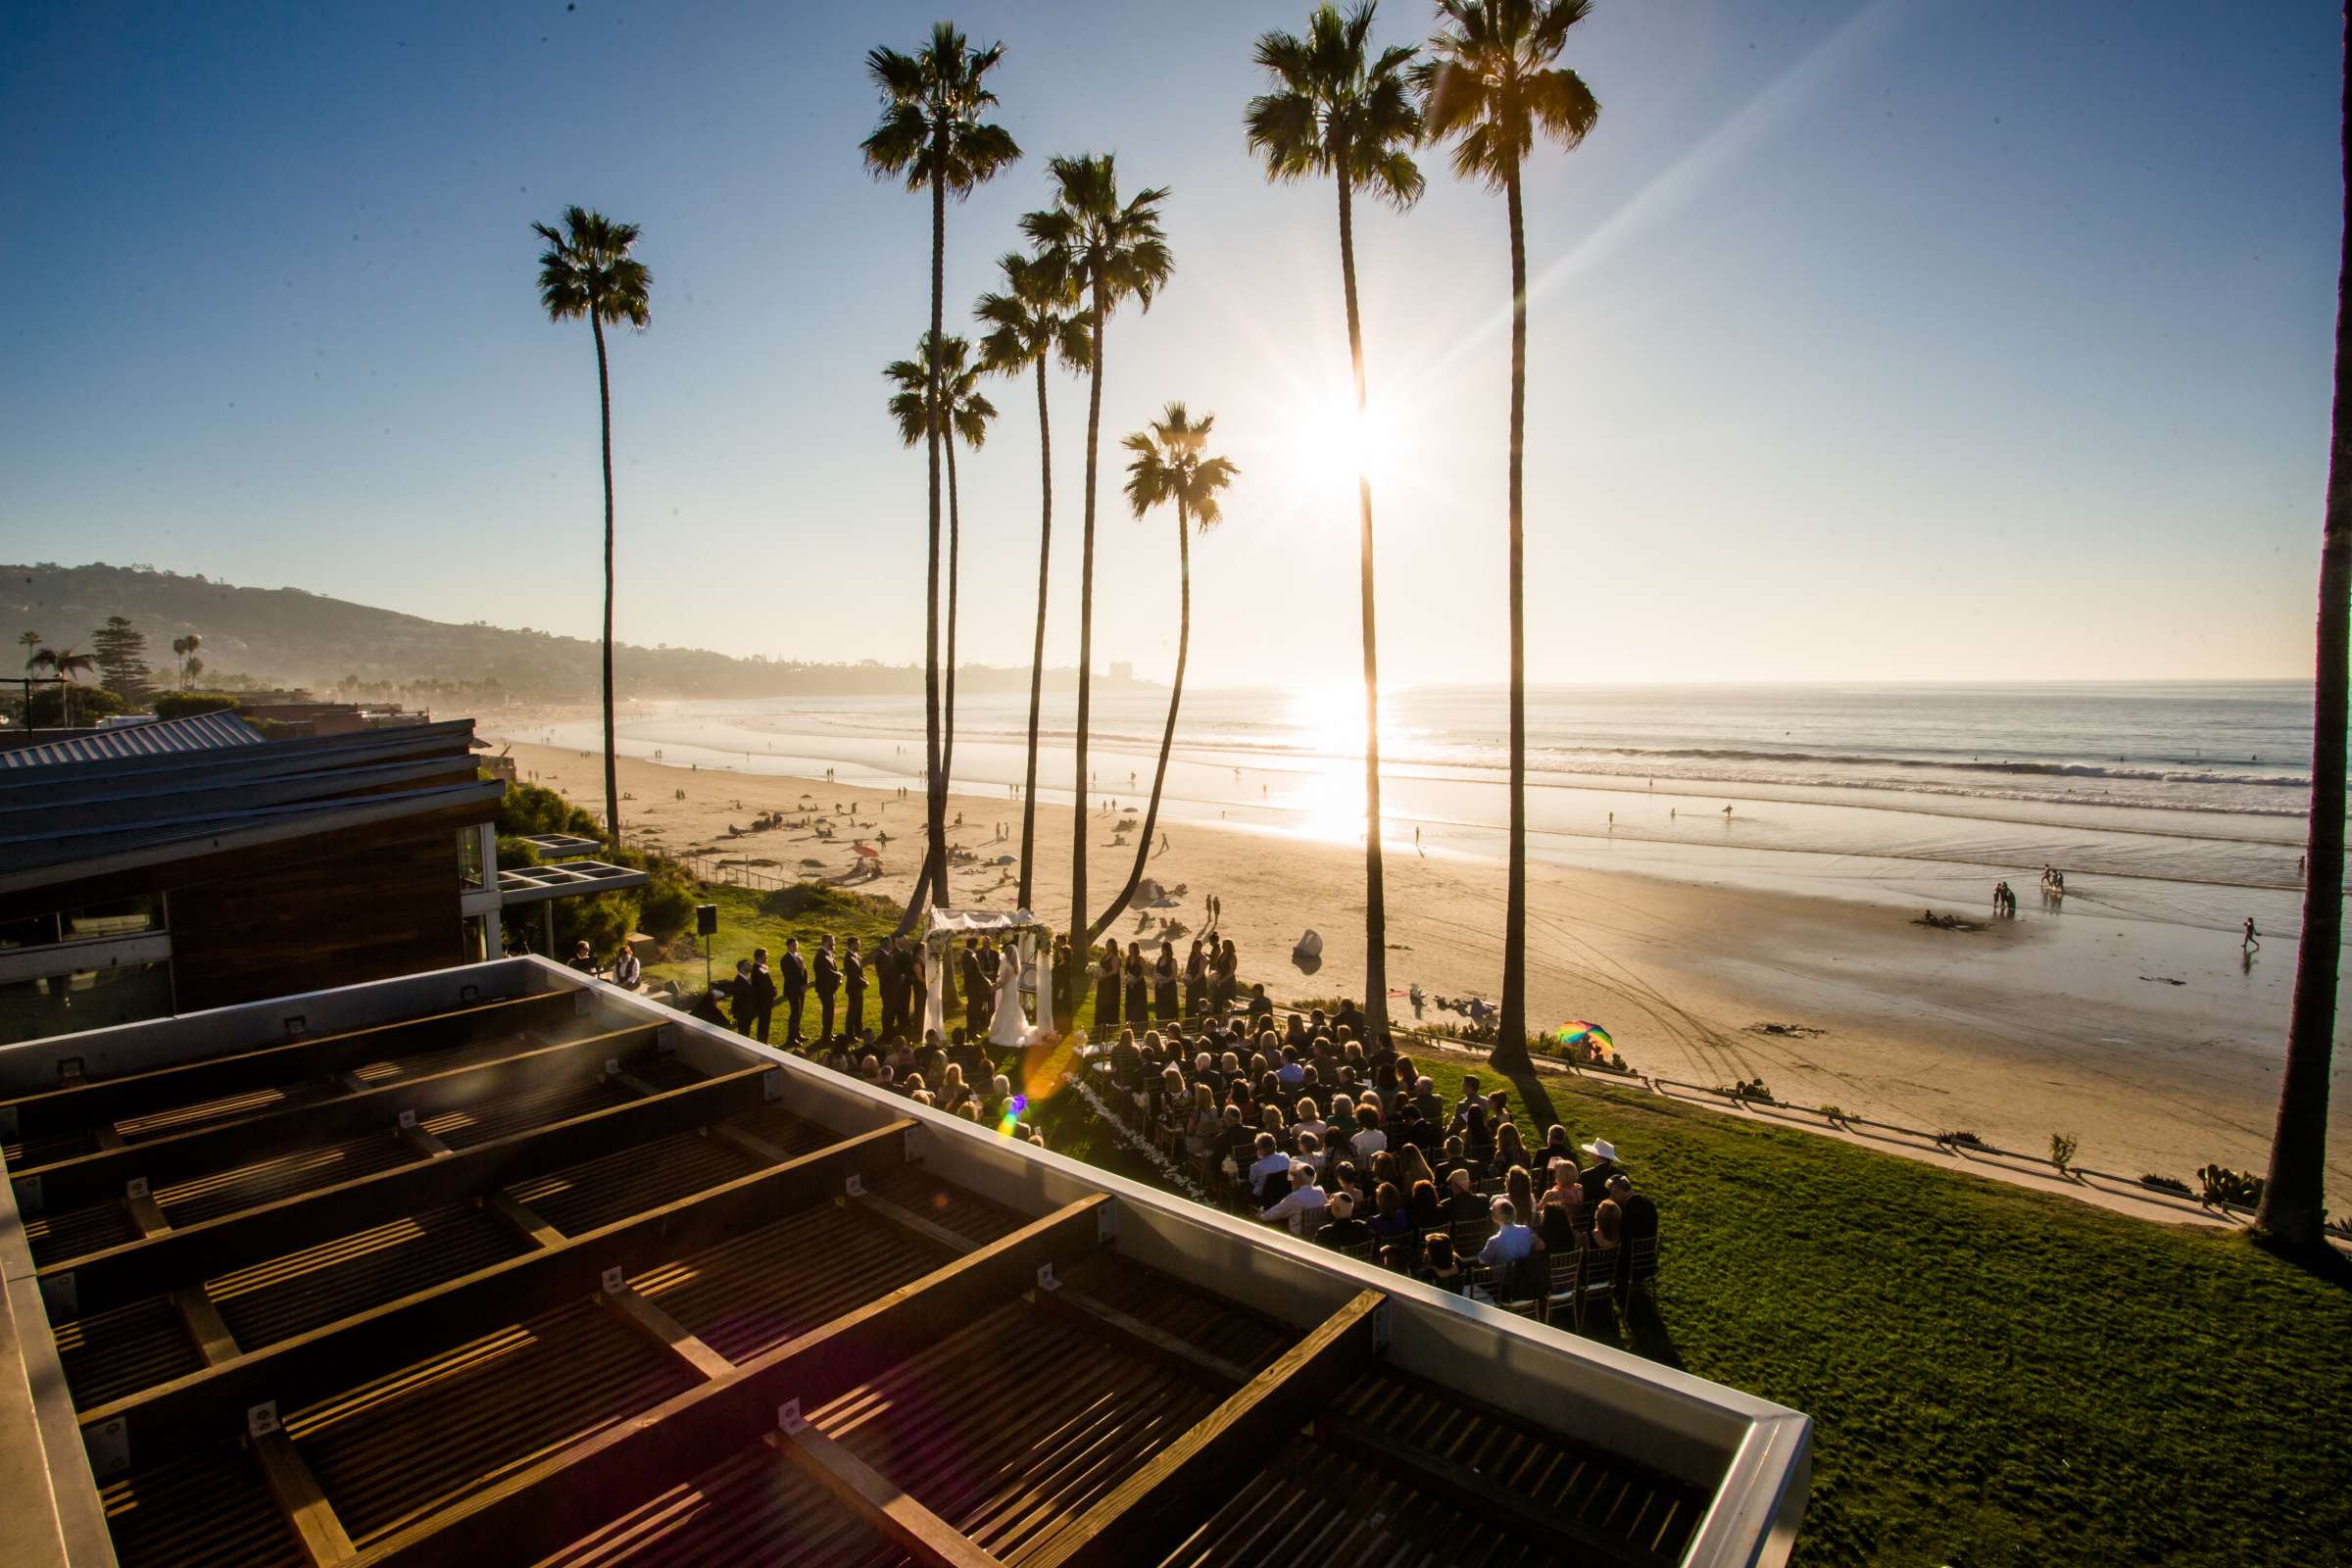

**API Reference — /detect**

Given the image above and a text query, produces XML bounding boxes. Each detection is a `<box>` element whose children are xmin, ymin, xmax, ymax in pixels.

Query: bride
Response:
<box><xmin>988</xmin><ymin>937</ymin><xmax>1030</xmax><ymax>1050</ymax></box>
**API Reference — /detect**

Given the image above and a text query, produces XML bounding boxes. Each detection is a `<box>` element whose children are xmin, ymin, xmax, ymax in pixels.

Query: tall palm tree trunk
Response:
<box><xmin>944</xmin><ymin>433</ymin><xmax>961</xmax><ymax>797</ymax></box>
<box><xmin>1336</xmin><ymin>172</ymin><xmax>1392</xmax><ymax>1044</ymax></box>
<box><xmin>1494</xmin><ymin>162</ymin><xmax>1536</xmax><ymax>1074</ymax></box>
<box><xmin>1020</xmin><ymin>356</ymin><xmax>1054</xmax><ymax>912</ymax></box>
<box><xmin>2258</xmin><ymin>17</ymin><xmax>2352</xmax><ymax>1250</ymax></box>
<box><xmin>1090</xmin><ymin>500</ymin><xmax>1190</xmax><ymax>942</ymax></box>
<box><xmin>593</xmin><ymin>312</ymin><xmax>620</xmax><ymax>847</ymax></box>
<box><xmin>1071</xmin><ymin>284</ymin><xmax>1105</xmax><ymax>945</ymax></box>
<box><xmin>919</xmin><ymin>133</ymin><xmax>949</xmax><ymax>918</ymax></box>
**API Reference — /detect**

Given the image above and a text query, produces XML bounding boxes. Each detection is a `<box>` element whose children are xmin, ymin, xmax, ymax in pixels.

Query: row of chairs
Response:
<box><xmin>1320</xmin><ymin>1230</ymin><xmax>1659</xmax><ymax>1329</ymax></box>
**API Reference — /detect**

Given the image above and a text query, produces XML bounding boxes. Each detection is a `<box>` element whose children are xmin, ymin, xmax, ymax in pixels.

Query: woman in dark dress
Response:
<box><xmin>1184</xmin><ymin>938</ymin><xmax>1206</xmax><ymax>1018</ymax></box>
<box><xmin>1123</xmin><ymin>941</ymin><xmax>1150</xmax><ymax>1025</ymax></box>
<box><xmin>1153</xmin><ymin>940</ymin><xmax>1179</xmax><ymax>1022</ymax></box>
<box><xmin>1095</xmin><ymin>940</ymin><xmax>1121</xmax><ymax>1030</ymax></box>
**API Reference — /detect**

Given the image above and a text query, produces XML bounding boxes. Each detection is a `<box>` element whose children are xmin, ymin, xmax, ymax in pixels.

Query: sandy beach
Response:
<box><xmin>491</xmin><ymin>733</ymin><xmax>2351</xmax><ymax>1210</ymax></box>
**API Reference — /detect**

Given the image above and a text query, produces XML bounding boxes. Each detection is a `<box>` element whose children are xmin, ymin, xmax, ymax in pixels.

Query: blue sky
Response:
<box><xmin>0</xmin><ymin>1</ymin><xmax>2341</xmax><ymax>687</ymax></box>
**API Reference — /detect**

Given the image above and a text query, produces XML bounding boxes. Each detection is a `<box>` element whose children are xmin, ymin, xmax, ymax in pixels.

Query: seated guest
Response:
<box><xmin>1590</xmin><ymin>1197</ymin><xmax>1625</xmax><ymax>1249</ymax></box>
<box><xmin>1405</xmin><ymin>1177</ymin><xmax>1442</xmax><ymax>1231</ymax></box>
<box><xmin>1413</xmin><ymin>1075</ymin><xmax>1445</xmax><ymax>1127</ymax></box>
<box><xmin>1349</xmin><ymin>1102</ymin><xmax>1389</xmax><ymax>1163</ymax></box>
<box><xmin>1109</xmin><ymin>1029</ymin><xmax>1143</xmax><ymax>1085</ymax></box>
<box><xmin>1494</xmin><ymin>1119</ymin><xmax>1532</xmax><ymax>1174</ymax></box>
<box><xmin>1397</xmin><ymin>1143</ymin><xmax>1438</xmax><ymax>1194</ymax></box>
<box><xmin>1260</xmin><ymin>1162</ymin><xmax>1328</xmax><ymax>1234</ymax></box>
<box><xmin>1211</xmin><ymin>1104</ymin><xmax>1253</xmax><ymax>1183</ymax></box>
<box><xmin>1318</xmin><ymin>1190</ymin><xmax>1371</xmax><ymax>1250</ymax></box>
<box><xmin>1186</xmin><ymin>1085</ymin><xmax>1223</xmax><ymax>1160</ymax></box>
<box><xmin>1442</xmin><ymin>1168</ymin><xmax>1489</xmax><ymax>1225</ymax></box>
<box><xmin>1368</xmin><ymin>1149</ymin><xmax>1400</xmax><ymax>1193</ymax></box>
<box><xmin>1248</xmin><ymin>1134</ymin><xmax>1294</xmax><ymax>1206</ymax></box>
<box><xmin>1504</xmin><ymin>1163</ymin><xmax>1538</xmax><ymax>1230</ymax></box>
<box><xmin>1333</xmin><ymin>996</ymin><xmax>1365</xmax><ymax>1040</ymax></box>
<box><xmin>1455</xmin><ymin>1074</ymin><xmax>1491</xmax><ymax>1118</ymax></box>
<box><xmin>1543</xmin><ymin>1123</ymin><xmax>1574</xmax><ymax>1165</ymax></box>
<box><xmin>1290</xmin><ymin>1098</ymin><xmax>1328</xmax><ymax>1151</ymax></box>
<box><xmin>1294</xmin><ymin>1129</ymin><xmax>1326</xmax><ymax>1178</ymax></box>
<box><xmin>1578</xmin><ymin>1139</ymin><xmax>1626</xmax><ymax>1203</ymax></box>
<box><xmin>1247</xmin><ymin>983</ymin><xmax>1274</xmax><ymax>1020</ymax></box>
<box><xmin>1367</xmin><ymin>1181</ymin><xmax>1415</xmax><ymax>1255</ymax></box>
<box><xmin>1538</xmin><ymin>1157</ymin><xmax>1586</xmax><ymax>1249</ymax></box>
<box><xmin>1606</xmin><ymin>1173</ymin><xmax>1656</xmax><ymax>1244</ymax></box>
<box><xmin>1276</xmin><ymin>1046</ymin><xmax>1306</xmax><ymax>1089</ymax></box>
<box><xmin>1477</xmin><ymin>1198</ymin><xmax>1539</xmax><ymax>1270</ymax></box>
<box><xmin>1284</xmin><ymin>1012</ymin><xmax>1310</xmax><ymax>1051</ymax></box>
<box><xmin>1436</xmin><ymin>1136</ymin><xmax>1471</xmax><ymax>1189</ymax></box>
<box><xmin>1419</xmin><ymin>1232</ymin><xmax>1469</xmax><ymax>1295</ymax></box>
<box><xmin>1327</xmin><ymin>1159</ymin><xmax>1366</xmax><ymax>1211</ymax></box>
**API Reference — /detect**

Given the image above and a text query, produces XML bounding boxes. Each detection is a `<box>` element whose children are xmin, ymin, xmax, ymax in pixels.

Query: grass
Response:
<box><xmin>643</xmin><ymin>881</ymin><xmax>901</xmax><ymax>997</ymax></box>
<box><xmin>1380</xmin><ymin>1053</ymin><xmax>2352</xmax><ymax>1567</ymax></box>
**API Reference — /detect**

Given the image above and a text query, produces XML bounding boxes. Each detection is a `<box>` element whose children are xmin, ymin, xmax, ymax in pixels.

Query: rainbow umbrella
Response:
<box><xmin>1556</xmin><ymin>1020</ymin><xmax>1613</xmax><ymax>1056</ymax></box>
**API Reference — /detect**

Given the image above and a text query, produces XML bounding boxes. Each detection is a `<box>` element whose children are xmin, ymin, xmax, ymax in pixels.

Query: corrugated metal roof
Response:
<box><xmin>0</xmin><ymin>710</ymin><xmax>264</xmax><ymax>767</ymax></box>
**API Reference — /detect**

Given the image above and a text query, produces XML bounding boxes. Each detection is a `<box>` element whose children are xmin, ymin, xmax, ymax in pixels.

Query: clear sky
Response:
<box><xmin>1</xmin><ymin>1</ymin><xmax>2341</xmax><ymax>688</ymax></box>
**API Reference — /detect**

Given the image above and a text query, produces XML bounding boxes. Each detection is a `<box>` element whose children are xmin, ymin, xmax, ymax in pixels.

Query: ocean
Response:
<box><xmin>497</xmin><ymin>680</ymin><xmax>2330</xmax><ymax>939</ymax></box>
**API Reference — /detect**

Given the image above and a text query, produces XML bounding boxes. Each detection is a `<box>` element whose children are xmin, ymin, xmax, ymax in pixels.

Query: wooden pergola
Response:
<box><xmin>0</xmin><ymin>966</ymin><xmax>1758</xmax><ymax>1568</ymax></box>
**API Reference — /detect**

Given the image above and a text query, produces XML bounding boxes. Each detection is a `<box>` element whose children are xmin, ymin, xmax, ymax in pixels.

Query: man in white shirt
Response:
<box><xmin>1260</xmin><ymin>1163</ymin><xmax>1329</xmax><ymax>1235</ymax></box>
<box><xmin>1477</xmin><ymin>1198</ymin><xmax>1537</xmax><ymax>1267</ymax></box>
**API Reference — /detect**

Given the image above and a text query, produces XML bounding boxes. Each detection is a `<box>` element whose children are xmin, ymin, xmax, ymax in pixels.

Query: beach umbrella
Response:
<box><xmin>1556</xmin><ymin>1020</ymin><xmax>1614</xmax><ymax>1057</ymax></box>
<box><xmin>855</xmin><ymin>842</ymin><xmax>881</xmax><ymax>860</ymax></box>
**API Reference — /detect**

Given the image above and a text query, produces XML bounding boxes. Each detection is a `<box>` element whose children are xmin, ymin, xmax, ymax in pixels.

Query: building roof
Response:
<box><xmin>0</xmin><ymin>958</ymin><xmax>1811</xmax><ymax>1568</ymax></box>
<box><xmin>0</xmin><ymin>710</ymin><xmax>263</xmax><ymax>768</ymax></box>
<box><xmin>0</xmin><ymin>719</ymin><xmax>498</xmax><ymax>893</ymax></box>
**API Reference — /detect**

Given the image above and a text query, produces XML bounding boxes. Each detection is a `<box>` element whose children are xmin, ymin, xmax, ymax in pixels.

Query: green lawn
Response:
<box><xmin>643</xmin><ymin>881</ymin><xmax>901</xmax><ymax>999</ymax></box>
<box><xmin>1375</xmin><ymin>1054</ymin><xmax>2352</xmax><ymax>1567</ymax></box>
<box><xmin>648</xmin><ymin>889</ymin><xmax>2352</xmax><ymax>1564</ymax></box>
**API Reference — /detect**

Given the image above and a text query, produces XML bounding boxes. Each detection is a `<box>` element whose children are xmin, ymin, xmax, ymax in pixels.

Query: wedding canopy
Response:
<box><xmin>918</xmin><ymin>906</ymin><xmax>1056</xmax><ymax>1047</ymax></box>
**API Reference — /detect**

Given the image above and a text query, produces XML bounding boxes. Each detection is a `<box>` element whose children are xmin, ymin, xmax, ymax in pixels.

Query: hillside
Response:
<box><xmin>0</xmin><ymin>563</ymin><xmax>1139</xmax><ymax>701</ymax></box>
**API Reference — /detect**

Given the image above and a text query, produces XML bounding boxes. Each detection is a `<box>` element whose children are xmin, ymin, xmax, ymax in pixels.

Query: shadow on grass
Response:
<box><xmin>2250</xmin><ymin>1228</ymin><xmax>2352</xmax><ymax>1293</ymax></box>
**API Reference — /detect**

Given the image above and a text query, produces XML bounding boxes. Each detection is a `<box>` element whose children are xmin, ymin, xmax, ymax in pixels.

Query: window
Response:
<box><xmin>0</xmin><ymin>895</ymin><xmax>164</xmax><ymax>952</ymax></box>
<box><xmin>458</xmin><ymin>825</ymin><xmax>487</xmax><ymax>891</ymax></box>
<box><xmin>0</xmin><ymin>960</ymin><xmax>173</xmax><ymax>1046</ymax></box>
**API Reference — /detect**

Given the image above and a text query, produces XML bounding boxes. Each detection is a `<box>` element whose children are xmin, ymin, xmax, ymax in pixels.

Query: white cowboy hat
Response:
<box><xmin>1580</xmin><ymin>1139</ymin><xmax>1621</xmax><ymax>1163</ymax></box>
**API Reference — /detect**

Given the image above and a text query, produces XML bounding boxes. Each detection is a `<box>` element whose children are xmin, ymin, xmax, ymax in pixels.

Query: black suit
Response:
<box><xmin>844</xmin><ymin>951</ymin><xmax>866</xmax><ymax>1039</ymax></box>
<box><xmin>781</xmin><ymin>952</ymin><xmax>809</xmax><ymax>1043</ymax></box>
<box><xmin>813</xmin><ymin>949</ymin><xmax>841</xmax><ymax>1041</ymax></box>
<box><xmin>746</xmin><ymin>965</ymin><xmax>777</xmax><ymax>1043</ymax></box>
<box><xmin>959</xmin><ymin>949</ymin><xmax>984</xmax><ymax>1031</ymax></box>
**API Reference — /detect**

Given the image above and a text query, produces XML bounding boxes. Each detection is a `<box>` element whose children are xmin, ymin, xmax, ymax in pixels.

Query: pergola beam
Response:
<box><xmin>1025</xmin><ymin>1289</ymin><xmax>1388</xmax><ymax>1568</ymax></box>
<box><xmin>13</xmin><ymin>1023</ymin><xmax>662</xmax><ymax>1212</ymax></box>
<box><xmin>341</xmin><ymin>1195</ymin><xmax>1112</xmax><ymax>1568</ymax></box>
<box><xmin>75</xmin><ymin>1118</ymin><xmax>914</xmax><ymax>1469</ymax></box>
<box><xmin>768</xmin><ymin>1427</ymin><xmax>1010</xmax><ymax>1568</ymax></box>
<box><xmin>38</xmin><ymin>1063</ymin><xmax>779</xmax><ymax>1320</ymax></box>
<box><xmin>0</xmin><ymin>990</ymin><xmax>576</xmax><ymax>1141</ymax></box>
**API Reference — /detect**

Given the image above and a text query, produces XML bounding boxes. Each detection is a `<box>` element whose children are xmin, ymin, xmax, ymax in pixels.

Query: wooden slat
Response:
<box><xmin>1318</xmin><ymin>1413</ymin><xmax>1656</xmax><ymax>1568</ymax></box>
<box><xmin>36</xmin><ymin>1062</ymin><xmax>777</xmax><ymax>1322</ymax></box>
<box><xmin>253</xmin><ymin>1418</ymin><xmax>359</xmax><ymax>1568</ymax></box>
<box><xmin>341</xmin><ymin>1194</ymin><xmax>1112</xmax><ymax>1568</ymax></box>
<box><xmin>11</xmin><ymin>1024</ymin><xmax>660</xmax><ymax>1212</ymax></box>
<box><xmin>172</xmin><ymin>1287</ymin><xmax>242</xmax><ymax>1367</ymax></box>
<box><xmin>853</xmin><ymin>1190</ymin><xmax>1256</xmax><ymax>1387</ymax></box>
<box><xmin>482</xmin><ymin>1191</ymin><xmax>564</xmax><ymax>1249</ymax></box>
<box><xmin>768</xmin><ymin>1425</ymin><xmax>1009</xmax><ymax>1568</ymax></box>
<box><xmin>600</xmin><ymin>1286</ymin><xmax>734</xmax><ymax>1382</ymax></box>
<box><xmin>1026</xmin><ymin>1289</ymin><xmax>1387</xmax><ymax>1568</ymax></box>
<box><xmin>76</xmin><ymin>1119</ymin><xmax>913</xmax><ymax>1467</ymax></box>
<box><xmin>0</xmin><ymin>991</ymin><xmax>574</xmax><ymax>1141</ymax></box>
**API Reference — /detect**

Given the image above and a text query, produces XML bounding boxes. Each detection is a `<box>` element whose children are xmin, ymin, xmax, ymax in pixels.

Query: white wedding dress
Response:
<box><xmin>988</xmin><ymin>942</ymin><xmax>1029</xmax><ymax>1049</ymax></box>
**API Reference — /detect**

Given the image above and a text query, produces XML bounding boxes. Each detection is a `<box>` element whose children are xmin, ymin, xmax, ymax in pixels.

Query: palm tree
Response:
<box><xmin>2257</xmin><ymin>8</ymin><xmax>2351</xmax><ymax>1253</ymax></box>
<box><xmin>171</xmin><ymin>632</ymin><xmax>202</xmax><ymax>689</ymax></box>
<box><xmin>1247</xmin><ymin>1</ymin><xmax>1423</xmax><ymax>1046</ymax></box>
<box><xmin>1091</xmin><ymin>406</ymin><xmax>1238</xmax><ymax>940</ymax></box>
<box><xmin>863</xmin><ymin>24</ymin><xmax>1021</xmax><ymax>916</ymax></box>
<box><xmin>33</xmin><ymin>647</ymin><xmax>96</xmax><ymax>727</ymax></box>
<box><xmin>533</xmin><ymin>205</ymin><xmax>653</xmax><ymax>848</ymax></box>
<box><xmin>976</xmin><ymin>251</ymin><xmax>1094</xmax><ymax>913</ymax></box>
<box><xmin>884</xmin><ymin>333</ymin><xmax>998</xmax><ymax>801</ymax></box>
<box><xmin>1417</xmin><ymin>0</ymin><xmax>1598</xmax><ymax>1072</ymax></box>
<box><xmin>17</xmin><ymin>630</ymin><xmax>39</xmax><ymax>726</ymax></box>
<box><xmin>1023</xmin><ymin>157</ymin><xmax>1174</xmax><ymax>946</ymax></box>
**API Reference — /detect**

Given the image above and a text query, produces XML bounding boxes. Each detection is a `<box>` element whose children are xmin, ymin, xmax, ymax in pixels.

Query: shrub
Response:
<box><xmin>1940</xmin><ymin>1130</ymin><xmax>1987</xmax><ymax>1151</ymax></box>
<box><xmin>2140</xmin><ymin>1173</ymin><xmax>2194</xmax><ymax>1197</ymax></box>
<box><xmin>2050</xmin><ymin>1131</ymin><xmax>2080</xmax><ymax>1172</ymax></box>
<box><xmin>497</xmin><ymin>780</ymin><xmax>601</xmax><ymax>840</ymax></box>
<box><xmin>1819</xmin><ymin>1103</ymin><xmax>1849</xmax><ymax>1125</ymax></box>
<box><xmin>23</xmin><ymin>685</ymin><xmax>130</xmax><ymax>726</ymax></box>
<box><xmin>152</xmin><ymin>691</ymin><xmax>240</xmax><ymax>719</ymax></box>
<box><xmin>2197</xmin><ymin>1164</ymin><xmax>2265</xmax><ymax>1207</ymax></box>
<box><xmin>1713</xmin><ymin>1076</ymin><xmax>1775</xmax><ymax>1103</ymax></box>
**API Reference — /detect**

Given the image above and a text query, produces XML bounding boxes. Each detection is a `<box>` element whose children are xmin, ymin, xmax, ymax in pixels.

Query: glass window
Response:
<box><xmin>0</xmin><ymin>960</ymin><xmax>173</xmax><ymax>1046</ymax></box>
<box><xmin>458</xmin><ymin>825</ymin><xmax>486</xmax><ymax>891</ymax></box>
<box><xmin>0</xmin><ymin>895</ymin><xmax>165</xmax><ymax>952</ymax></box>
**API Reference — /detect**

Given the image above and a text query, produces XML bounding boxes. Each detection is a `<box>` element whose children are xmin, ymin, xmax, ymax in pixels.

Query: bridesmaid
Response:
<box><xmin>1183</xmin><ymin>937</ymin><xmax>1207</xmax><ymax>1019</ymax></box>
<box><xmin>1095</xmin><ymin>940</ymin><xmax>1122</xmax><ymax>1030</ymax></box>
<box><xmin>1123</xmin><ymin>941</ymin><xmax>1150</xmax><ymax>1026</ymax></box>
<box><xmin>1153</xmin><ymin>939</ymin><xmax>1179</xmax><ymax>1023</ymax></box>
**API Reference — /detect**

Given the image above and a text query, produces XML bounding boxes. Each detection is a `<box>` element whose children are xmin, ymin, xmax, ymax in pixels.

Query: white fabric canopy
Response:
<box><xmin>921</xmin><ymin>906</ymin><xmax>1045</xmax><ymax>942</ymax></box>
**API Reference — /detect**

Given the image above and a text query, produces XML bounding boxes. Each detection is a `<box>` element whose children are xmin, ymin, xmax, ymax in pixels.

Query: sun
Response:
<box><xmin>1286</xmin><ymin>391</ymin><xmax>1394</xmax><ymax>493</ymax></box>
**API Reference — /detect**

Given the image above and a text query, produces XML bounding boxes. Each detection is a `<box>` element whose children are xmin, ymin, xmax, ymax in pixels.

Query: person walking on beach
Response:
<box><xmin>2242</xmin><ymin>917</ymin><xmax>2260</xmax><ymax>953</ymax></box>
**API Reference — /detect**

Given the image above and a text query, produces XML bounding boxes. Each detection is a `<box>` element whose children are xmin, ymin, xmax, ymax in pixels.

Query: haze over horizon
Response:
<box><xmin>2</xmin><ymin>1</ymin><xmax>2341</xmax><ymax>689</ymax></box>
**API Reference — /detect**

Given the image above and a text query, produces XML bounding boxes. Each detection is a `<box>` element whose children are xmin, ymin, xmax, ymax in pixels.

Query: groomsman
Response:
<box><xmin>960</xmin><ymin>938</ymin><xmax>985</xmax><ymax>1034</ymax></box>
<box><xmin>813</xmin><ymin>935</ymin><xmax>841</xmax><ymax>1042</ymax></box>
<box><xmin>781</xmin><ymin>938</ymin><xmax>809</xmax><ymax>1045</ymax></box>
<box><xmin>844</xmin><ymin>936</ymin><xmax>866</xmax><ymax>1040</ymax></box>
